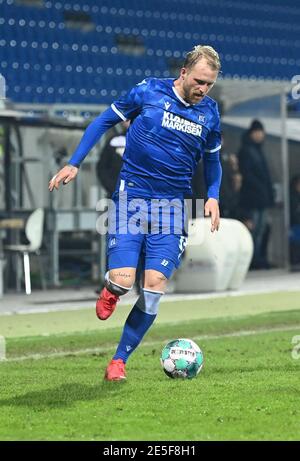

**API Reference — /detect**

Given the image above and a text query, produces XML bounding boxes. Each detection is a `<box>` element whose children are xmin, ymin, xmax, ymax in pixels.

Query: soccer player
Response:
<box><xmin>49</xmin><ymin>45</ymin><xmax>222</xmax><ymax>381</ymax></box>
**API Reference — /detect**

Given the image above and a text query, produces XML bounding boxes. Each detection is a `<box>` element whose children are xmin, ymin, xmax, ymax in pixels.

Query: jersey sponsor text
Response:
<box><xmin>162</xmin><ymin>111</ymin><xmax>203</xmax><ymax>137</ymax></box>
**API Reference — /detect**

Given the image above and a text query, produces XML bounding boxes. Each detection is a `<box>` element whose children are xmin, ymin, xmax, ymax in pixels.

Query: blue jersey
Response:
<box><xmin>68</xmin><ymin>77</ymin><xmax>222</xmax><ymax>200</ymax></box>
<box><xmin>111</xmin><ymin>78</ymin><xmax>221</xmax><ymax>199</ymax></box>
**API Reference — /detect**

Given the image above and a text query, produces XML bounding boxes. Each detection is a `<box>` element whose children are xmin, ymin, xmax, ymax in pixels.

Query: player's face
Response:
<box><xmin>180</xmin><ymin>59</ymin><xmax>218</xmax><ymax>104</ymax></box>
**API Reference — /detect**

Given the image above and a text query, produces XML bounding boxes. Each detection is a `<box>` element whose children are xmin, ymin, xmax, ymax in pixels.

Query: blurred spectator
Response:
<box><xmin>289</xmin><ymin>173</ymin><xmax>300</xmax><ymax>266</ymax></box>
<box><xmin>290</xmin><ymin>174</ymin><xmax>300</xmax><ymax>226</ymax></box>
<box><xmin>219</xmin><ymin>134</ymin><xmax>243</xmax><ymax>219</ymax></box>
<box><xmin>238</xmin><ymin>119</ymin><xmax>275</xmax><ymax>269</ymax></box>
<box><xmin>222</xmin><ymin>170</ymin><xmax>243</xmax><ymax>219</ymax></box>
<box><xmin>96</xmin><ymin>121</ymin><xmax>129</xmax><ymax>198</ymax></box>
<box><xmin>191</xmin><ymin>160</ymin><xmax>205</xmax><ymax>202</ymax></box>
<box><xmin>192</xmin><ymin>135</ymin><xmax>244</xmax><ymax>221</ymax></box>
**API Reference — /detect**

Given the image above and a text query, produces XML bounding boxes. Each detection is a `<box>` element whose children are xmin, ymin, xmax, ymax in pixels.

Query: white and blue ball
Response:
<box><xmin>160</xmin><ymin>338</ymin><xmax>204</xmax><ymax>379</ymax></box>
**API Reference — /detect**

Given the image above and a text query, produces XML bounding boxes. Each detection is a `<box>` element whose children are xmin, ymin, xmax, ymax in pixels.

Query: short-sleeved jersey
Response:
<box><xmin>111</xmin><ymin>78</ymin><xmax>221</xmax><ymax>199</ymax></box>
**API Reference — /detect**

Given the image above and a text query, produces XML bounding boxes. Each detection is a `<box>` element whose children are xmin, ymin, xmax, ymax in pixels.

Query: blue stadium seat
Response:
<box><xmin>2</xmin><ymin>0</ymin><xmax>299</xmax><ymax>104</ymax></box>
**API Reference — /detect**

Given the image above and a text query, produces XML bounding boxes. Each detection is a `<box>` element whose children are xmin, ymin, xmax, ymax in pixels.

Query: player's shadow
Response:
<box><xmin>0</xmin><ymin>381</ymin><xmax>127</xmax><ymax>409</ymax></box>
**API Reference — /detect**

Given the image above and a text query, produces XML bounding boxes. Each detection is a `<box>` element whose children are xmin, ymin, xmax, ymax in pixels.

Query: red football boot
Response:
<box><xmin>96</xmin><ymin>287</ymin><xmax>120</xmax><ymax>320</ymax></box>
<box><xmin>105</xmin><ymin>359</ymin><xmax>126</xmax><ymax>381</ymax></box>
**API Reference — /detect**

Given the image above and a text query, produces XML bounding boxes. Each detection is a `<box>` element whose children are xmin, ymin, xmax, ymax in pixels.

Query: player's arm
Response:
<box><xmin>202</xmin><ymin>106</ymin><xmax>222</xmax><ymax>232</ymax></box>
<box><xmin>49</xmin><ymin>80</ymin><xmax>149</xmax><ymax>191</ymax></box>
<box><xmin>203</xmin><ymin>150</ymin><xmax>222</xmax><ymax>232</ymax></box>
<box><xmin>49</xmin><ymin>107</ymin><xmax>122</xmax><ymax>191</ymax></box>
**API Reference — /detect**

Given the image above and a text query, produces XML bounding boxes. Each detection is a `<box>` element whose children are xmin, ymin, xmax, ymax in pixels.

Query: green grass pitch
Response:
<box><xmin>0</xmin><ymin>291</ymin><xmax>300</xmax><ymax>441</ymax></box>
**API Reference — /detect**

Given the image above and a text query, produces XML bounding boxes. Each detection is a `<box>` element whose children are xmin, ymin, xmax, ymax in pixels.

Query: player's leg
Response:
<box><xmin>113</xmin><ymin>269</ymin><xmax>167</xmax><ymax>356</ymax></box>
<box><xmin>105</xmin><ymin>198</ymin><xmax>186</xmax><ymax>380</ymax></box>
<box><xmin>106</xmin><ymin>254</ymin><xmax>178</xmax><ymax>381</ymax></box>
<box><xmin>105</xmin><ymin>232</ymin><xmax>187</xmax><ymax>380</ymax></box>
<box><xmin>105</xmin><ymin>268</ymin><xmax>166</xmax><ymax>381</ymax></box>
<box><xmin>96</xmin><ymin>194</ymin><xmax>144</xmax><ymax>320</ymax></box>
<box><xmin>96</xmin><ymin>266</ymin><xmax>136</xmax><ymax>320</ymax></box>
<box><xmin>118</xmin><ymin>233</ymin><xmax>187</xmax><ymax>358</ymax></box>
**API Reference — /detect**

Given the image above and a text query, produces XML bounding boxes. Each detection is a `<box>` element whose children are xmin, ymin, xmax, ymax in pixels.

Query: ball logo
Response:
<box><xmin>170</xmin><ymin>347</ymin><xmax>196</xmax><ymax>359</ymax></box>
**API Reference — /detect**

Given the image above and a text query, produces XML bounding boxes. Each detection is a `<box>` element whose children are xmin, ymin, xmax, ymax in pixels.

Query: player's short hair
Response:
<box><xmin>183</xmin><ymin>45</ymin><xmax>221</xmax><ymax>72</ymax></box>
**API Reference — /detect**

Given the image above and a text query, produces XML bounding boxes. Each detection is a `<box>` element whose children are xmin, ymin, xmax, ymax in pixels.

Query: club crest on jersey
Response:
<box><xmin>198</xmin><ymin>114</ymin><xmax>206</xmax><ymax>122</ymax></box>
<box><xmin>162</xmin><ymin>111</ymin><xmax>202</xmax><ymax>136</ymax></box>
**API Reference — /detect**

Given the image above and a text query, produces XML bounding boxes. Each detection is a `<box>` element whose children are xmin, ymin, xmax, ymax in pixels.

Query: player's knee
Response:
<box><xmin>105</xmin><ymin>271</ymin><xmax>134</xmax><ymax>296</ymax></box>
<box><xmin>144</xmin><ymin>272</ymin><xmax>167</xmax><ymax>292</ymax></box>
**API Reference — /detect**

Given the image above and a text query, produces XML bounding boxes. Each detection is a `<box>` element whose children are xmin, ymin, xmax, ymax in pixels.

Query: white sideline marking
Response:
<box><xmin>0</xmin><ymin>336</ymin><xmax>6</xmax><ymax>361</ymax></box>
<box><xmin>2</xmin><ymin>324</ymin><xmax>300</xmax><ymax>363</ymax></box>
<box><xmin>1</xmin><ymin>286</ymin><xmax>300</xmax><ymax>316</ymax></box>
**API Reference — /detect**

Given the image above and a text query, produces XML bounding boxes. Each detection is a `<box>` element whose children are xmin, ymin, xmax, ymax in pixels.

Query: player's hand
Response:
<box><xmin>49</xmin><ymin>165</ymin><xmax>79</xmax><ymax>191</ymax></box>
<box><xmin>204</xmin><ymin>198</ymin><xmax>220</xmax><ymax>232</ymax></box>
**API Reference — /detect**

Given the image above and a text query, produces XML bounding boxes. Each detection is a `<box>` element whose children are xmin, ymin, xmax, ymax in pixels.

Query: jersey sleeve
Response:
<box><xmin>202</xmin><ymin>103</ymin><xmax>222</xmax><ymax>199</ymax></box>
<box><xmin>111</xmin><ymin>78</ymin><xmax>150</xmax><ymax>121</ymax></box>
<box><xmin>202</xmin><ymin>151</ymin><xmax>222</xmax><ymax>200</ymax></box>
<box><xmin>204</xmin><ymin>104</ymin><xmax>222</xmax><ymax>154</ymax></box>
<box><xmin>68</xmin><ymin>106</ymin><xmax>121</xmax><ymax>167</ymax></box>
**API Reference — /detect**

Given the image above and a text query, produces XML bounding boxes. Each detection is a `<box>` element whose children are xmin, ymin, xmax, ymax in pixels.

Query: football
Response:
<box><xmin>160</xmin><ymin>338</ymin><xmax>204</xmax><ymax>379</ymax></box>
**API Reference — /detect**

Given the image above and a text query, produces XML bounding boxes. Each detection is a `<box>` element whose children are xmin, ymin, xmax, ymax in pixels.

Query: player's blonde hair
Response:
<box><xmin>183</xmin><ymin>45</ymin><xmax>221</xmax><ymax>72</ymax></box>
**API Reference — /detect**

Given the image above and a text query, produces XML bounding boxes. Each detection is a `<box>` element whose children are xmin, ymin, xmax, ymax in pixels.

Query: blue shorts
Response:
<box><xmin>107</xmin><ymin>193</ymin><xmax>188</xmax><ymax>278</ymax></box>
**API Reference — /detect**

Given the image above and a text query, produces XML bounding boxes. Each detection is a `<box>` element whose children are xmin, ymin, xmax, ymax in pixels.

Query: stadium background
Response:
<box><xmin>0</xmin><ymin>0</ymin><xmax>300</xmax><ymax>286</ymax></box>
